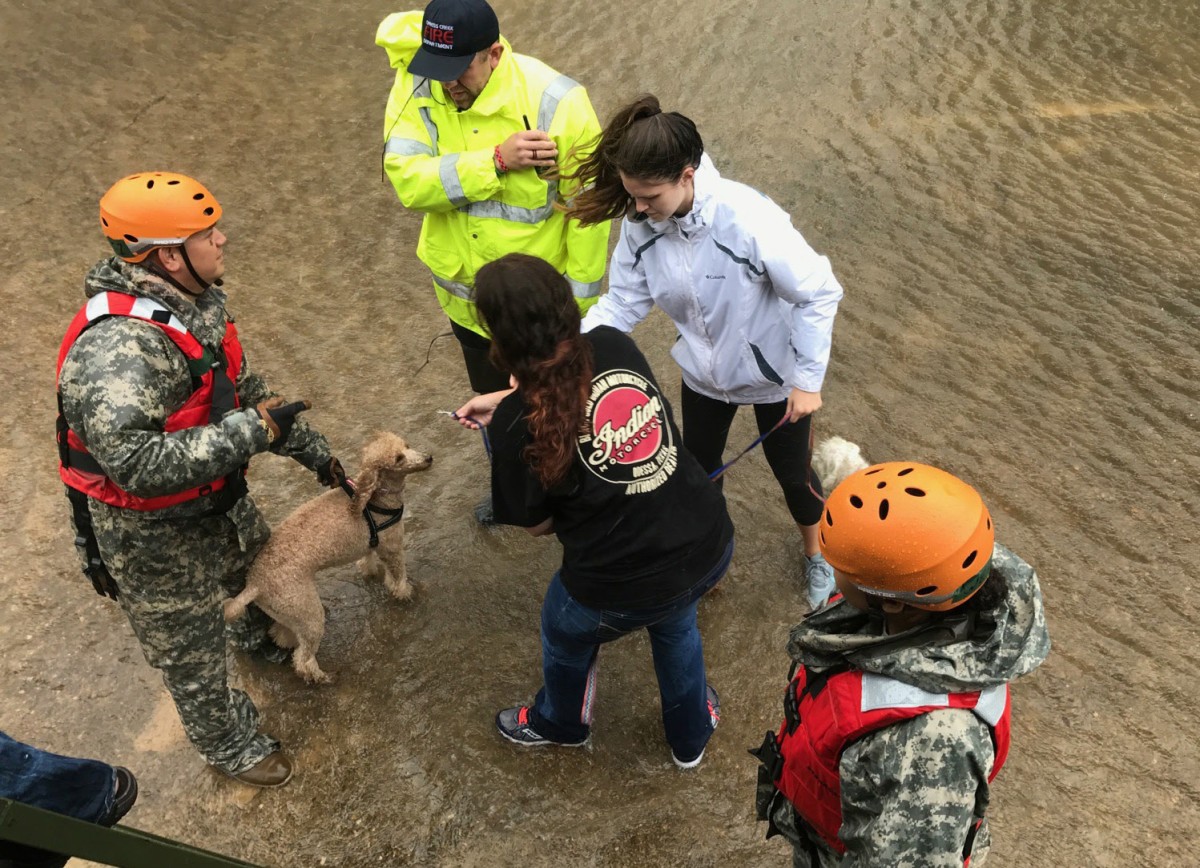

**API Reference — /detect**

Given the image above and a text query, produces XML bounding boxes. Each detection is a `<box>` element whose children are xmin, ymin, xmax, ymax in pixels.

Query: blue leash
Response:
<box><xmin>708</xmin><ymin>412</ymin><xmax>791</xmax><ymax>481</ymax></box>
<box><xmin>444</xmin><ymin>409</ymin><xmax>786</xmax><ymax>481</ymax></box>
<box><xmin>441</xmin><ymin>411</ymin><xmax>492</xmax><ymax>460</ymax></box>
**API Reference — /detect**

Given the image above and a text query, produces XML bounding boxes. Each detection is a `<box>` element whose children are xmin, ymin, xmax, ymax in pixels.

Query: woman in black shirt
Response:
<box><xmin>454</xmin><ymin>253</ymin><xmax>734</xmax><ymax>767</ymax></box>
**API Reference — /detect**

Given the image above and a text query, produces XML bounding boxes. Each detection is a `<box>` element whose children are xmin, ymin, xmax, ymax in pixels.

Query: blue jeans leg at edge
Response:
<box><xmin>0</xmin><ymin>731</ymin><xmax>116</xmax><ymax>867</ymax></box>
<box><xmin>0</xmin><ymin>732</ymin><xmax>114</xmax><ymax>823</ymax></box>
<box><xmin>528</xmin><ymin>540</ymin><xmax>733</xmax><ymax>759</ymax></box>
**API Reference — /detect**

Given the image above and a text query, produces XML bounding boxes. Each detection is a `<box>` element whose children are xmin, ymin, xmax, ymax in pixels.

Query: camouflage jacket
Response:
<box><xmin>760</xmin><ymin>543</ymin><xmax>1051</xmax><ymax>867</ymax></box>
<box><xmin>58</xmin><ymin>257</ymin><xmax>332</xmax><ymax>523</ymax></box>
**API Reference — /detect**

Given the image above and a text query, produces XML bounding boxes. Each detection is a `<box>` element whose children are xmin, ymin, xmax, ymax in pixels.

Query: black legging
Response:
<box><xmin>450</xmin><ymin>320</ymin><xmax>511</xmax><ymax>394</ymax></box>
<box><xmin>680</xmin><ymin>382</ymin><xmax>825</xmax><ymax>526</ymax></box>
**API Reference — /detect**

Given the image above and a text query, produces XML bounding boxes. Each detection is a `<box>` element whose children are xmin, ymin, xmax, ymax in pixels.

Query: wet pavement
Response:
<box><xmin>1</xmin><ymin>0</ymin><xmax>1198</xmax><ymax>865</ymax></box>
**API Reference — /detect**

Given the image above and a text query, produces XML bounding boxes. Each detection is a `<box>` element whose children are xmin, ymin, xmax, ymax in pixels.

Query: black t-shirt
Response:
<box><xmin>490</xmin><ymin>327</ymin><xmax>734</xmax><ymax>610</ymax></box>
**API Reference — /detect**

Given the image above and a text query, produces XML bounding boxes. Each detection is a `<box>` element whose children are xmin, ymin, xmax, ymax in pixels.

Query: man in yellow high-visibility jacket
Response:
<box><xmin>378</xmin><ymin>0</ymin><xmax>611</xmax><ymax>394</ymax></box>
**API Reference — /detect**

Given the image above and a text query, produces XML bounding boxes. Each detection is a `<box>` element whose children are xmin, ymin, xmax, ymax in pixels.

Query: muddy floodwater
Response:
<box><xmin>1</xmin><ymin>0</ymin><xmax>1197</xmax><ymax>866</ymax></box>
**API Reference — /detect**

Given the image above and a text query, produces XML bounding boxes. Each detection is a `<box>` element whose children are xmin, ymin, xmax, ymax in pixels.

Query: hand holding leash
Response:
<box><xmin>785</xmin><ymin>388</ymin><xmax>822</xmax><ymax>423</ymax></box>
<box><xmin>317</xmin><ymin>456</ymin><xmax>347</xmax><ymax>489</ymax></box>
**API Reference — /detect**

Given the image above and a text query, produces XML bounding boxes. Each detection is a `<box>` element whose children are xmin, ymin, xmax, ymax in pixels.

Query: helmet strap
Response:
<box><xmin>144</xmin><ymin>246</ymin><xmax>212</xmax><ymax>297</ymax></box>
<box><xmin>178</xmin><ymin>244</ymin><xmax>213</xmax><ymax>294</ymax></box>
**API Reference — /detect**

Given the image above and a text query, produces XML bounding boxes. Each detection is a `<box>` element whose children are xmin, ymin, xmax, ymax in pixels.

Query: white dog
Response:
<box><xmin>811</xmin><ymin>436</ymin><xmax>870</xmax><ymax>493</ymax></box>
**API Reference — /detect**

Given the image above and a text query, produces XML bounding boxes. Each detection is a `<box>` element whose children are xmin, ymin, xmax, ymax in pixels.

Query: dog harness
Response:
<box><xmin>751</xmin><ymin>665</ymin><xmax>1010</xmax><ymax>864</ymax></box>
<box><xmin>338</xmin><ymin>478</ymin><xmax>403</xmax><ymax>548</ymax></box>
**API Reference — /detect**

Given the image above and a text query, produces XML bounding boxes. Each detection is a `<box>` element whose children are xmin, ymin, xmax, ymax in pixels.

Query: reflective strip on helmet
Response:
<box><xmin>439</xmin><ymin>154</ymin><xmax>469</xmax><ymax>207</ymax></box>
<box><xmin>860</xmin><ymin>674</ymin><xmax>949</xmax><ymax>712</ymax></box>
<box><xmin>852</xmin><ymin>581</ymin><xmax>956</xmax><ymax>607</ymax></box>
<box><xmin>432</xmin><ymin>274</ymin><xmax>472</xmax><ymax>300</ymax></box>
<box><xmin>123</xmin><ymin>235</ymin><xmax>188</xmax><ymax>255</ymax></box>
<box><xmin>385</xmin><ymin>137</ymin><xmax>435</xmax><ymax>157</ymax></box>
<box><xmin>565</xmin><ymin>276</ymin><xmax>601</xmax><ymax>299</ymax></box>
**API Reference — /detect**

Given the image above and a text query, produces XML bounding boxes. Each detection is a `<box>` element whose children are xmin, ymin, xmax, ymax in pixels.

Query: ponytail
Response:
<box><xmin>565</xmin><ymin>94</ymin><xmax>704</xmax><ymax>226</ymax></box>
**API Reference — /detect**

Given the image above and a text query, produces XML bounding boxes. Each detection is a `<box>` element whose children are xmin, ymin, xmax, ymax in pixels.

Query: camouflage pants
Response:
<box><xmin>90</xmin><ymin>496</ymin><xmax>279</xmax><ymax>775</ymax></box>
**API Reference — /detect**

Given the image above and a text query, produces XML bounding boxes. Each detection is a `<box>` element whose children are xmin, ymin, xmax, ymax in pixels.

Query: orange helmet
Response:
<box><xmin>818</xmin><ymin>462</ymin><xmax>995</xmax><ymax>612</ymax></box>
<box><xmin>99</xmin><ymin>172</ymin><xmax>222</xmax><ymax>262</ymax></box>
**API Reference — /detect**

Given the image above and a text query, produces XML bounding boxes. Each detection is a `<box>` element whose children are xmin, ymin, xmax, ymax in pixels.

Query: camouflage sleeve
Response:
<box><xmin>59</xmin><ymin>319</ymin><xmax>269</xmax><ymax>497</ymax></box>
<box><xmin>836</xmin><ymin>709</ymin><xmax>993</xmax><ymax>867</ymax></box>
<box><xmin>235</xmin><ymin>344</ymin><xmax>333</xmax><ymax>474</ymax></box>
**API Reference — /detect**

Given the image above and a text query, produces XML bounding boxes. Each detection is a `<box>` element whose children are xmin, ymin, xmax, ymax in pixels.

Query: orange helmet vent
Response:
<box><xmin>99</xmin><ymin>172</ymin><xmax>222</xmax><ymax>262</ymax></box>
<box><xmin>818</xmin><ymin>462</ymin><xmax>995</xmax><ymax>611</ymax></box>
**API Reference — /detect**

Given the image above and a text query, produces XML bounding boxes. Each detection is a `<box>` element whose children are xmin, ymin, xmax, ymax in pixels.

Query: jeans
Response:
<box><xmin>0</xmin><ymin>732</ymin><xmax>116</xmax><ymax>867</ymax></box>
<box><xmin>528</xmin><ymin>539</ymin><xmax>733</xmax><ymax>761</ymax></box>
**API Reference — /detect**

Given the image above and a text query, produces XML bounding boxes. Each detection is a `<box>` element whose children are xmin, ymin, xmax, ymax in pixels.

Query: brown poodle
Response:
<box><xmin>224</xmin><ymin>432</ymin><xmax>433</xmax><ymax>683</ymax></box>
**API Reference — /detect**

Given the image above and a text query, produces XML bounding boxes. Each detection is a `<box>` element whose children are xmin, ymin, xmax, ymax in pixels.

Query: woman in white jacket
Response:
<box><xmin>569</xmin><ymin>94</ymin><xmax>844</xmax><ymax>608</ymax></box>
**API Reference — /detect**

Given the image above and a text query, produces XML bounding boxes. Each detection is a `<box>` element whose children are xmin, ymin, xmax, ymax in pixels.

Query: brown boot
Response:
<box><xmin>224</xmin><ymin>751</ymin><xmax>294</xmax><ymax>788</ymax></box>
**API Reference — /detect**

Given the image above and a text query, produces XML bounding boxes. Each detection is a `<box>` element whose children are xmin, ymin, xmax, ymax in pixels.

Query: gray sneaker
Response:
<box><xmin>804</xmin><ymin>552</ymin><xmax>836</xmax><ymax>610</ymax></box>
<box><xmin>474</xmin><ymin>494</ymin><xmax>497</xmax><ymax>526</ymax></box>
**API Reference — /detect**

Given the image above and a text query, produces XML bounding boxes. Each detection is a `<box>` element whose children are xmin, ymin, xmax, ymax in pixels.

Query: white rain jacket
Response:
<box><xmin>582</xmin><ymin>155</ymin><xmax>843</xmax><ymax>404</ymax></box>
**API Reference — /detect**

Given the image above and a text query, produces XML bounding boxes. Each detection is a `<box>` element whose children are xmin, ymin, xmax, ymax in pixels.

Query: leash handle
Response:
<box><xmin>443</xmin><ymin>411</ymin><xmax>493</xmax><ymax>461</ymax></box>
<box><xmin>708</xmin><ymin>412</ymin><xmax>791</xmax><ymax>482</ymax></box>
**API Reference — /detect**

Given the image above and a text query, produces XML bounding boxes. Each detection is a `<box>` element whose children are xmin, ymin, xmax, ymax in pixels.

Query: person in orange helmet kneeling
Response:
<box><xmin>751</xmin><ymin>462</ymin><xmax>1050</xmax><ymax>866</ymax></box>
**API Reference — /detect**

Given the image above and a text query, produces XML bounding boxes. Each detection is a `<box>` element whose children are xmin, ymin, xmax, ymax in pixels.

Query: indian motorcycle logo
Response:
<box><xmin>579</xmin><ymin>369</ymin><xmax>677</xmax><ymax>493</ymax></box>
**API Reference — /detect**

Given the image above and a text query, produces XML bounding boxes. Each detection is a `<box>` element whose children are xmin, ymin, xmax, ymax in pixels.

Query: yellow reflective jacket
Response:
<box><xmin>377</xmin><ymin>12</ymin><xmax>611</xmax><ymax>335</ymax></box>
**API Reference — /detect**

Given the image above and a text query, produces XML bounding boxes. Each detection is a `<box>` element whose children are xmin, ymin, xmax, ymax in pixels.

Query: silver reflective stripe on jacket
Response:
<box><xmin>566</xmin><ymin>276</ymin><xmax>601</xmax><ymax>299</ymax></box>
<box><xmin>384</xmin><ymin>77</ymin><xmax>440</xmax><ymax>159</ymax></box>
<box><xmin>458</xmin><ymin>74</ymin><xmax>582</xmax><ymax>224</ymax></box>
<box><xmin>439</xmin><ymin>153</ymin><xmax>468</xmax><ymax>207</ymax></box>
<box><xmin>434</xmin><ymin>273</ymin><xmax>598</xmax><ymax>302</ymax></box>
<box><xmin>384</xmin><ymin>137</ymin><xmax>434</xmax><ymax>157</ymax></box>
<box><xmin>432</xmin><ymin>274</ymin><xmax>472</xmax><ymax>300</ymax></box>
<box><xmin>388</xmin><ymin>74</ymin><xmax>581</xmax><ymax>222</ymax></box>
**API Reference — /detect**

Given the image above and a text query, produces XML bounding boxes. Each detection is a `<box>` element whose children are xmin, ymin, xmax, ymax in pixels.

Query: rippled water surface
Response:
<box><xmin>1</xmin><ymin>1</ymin><xmax>1197</xmax><ymax>865</ymax></box>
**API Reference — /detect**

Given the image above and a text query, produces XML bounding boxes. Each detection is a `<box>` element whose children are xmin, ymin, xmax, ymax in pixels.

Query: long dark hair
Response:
<box><xmin>565</xmin><ymin>94</ymin><xmax>703</xmax><ymax>226</ymax></box>
<box><xmin>473</xmin><ymin>254</ymin><xmax>594</xmax><ymax>489</ymax></box>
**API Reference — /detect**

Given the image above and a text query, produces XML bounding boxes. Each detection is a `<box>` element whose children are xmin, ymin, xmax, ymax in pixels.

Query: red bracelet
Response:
<box><xmin>493</xmin><ymin>145</ymin><xmax>508</xmax><ymax>174</ymax></box>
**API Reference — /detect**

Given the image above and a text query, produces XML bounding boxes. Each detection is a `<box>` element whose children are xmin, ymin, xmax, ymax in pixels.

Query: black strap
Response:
<box><xmin>65</xmin><ymin>486</ymin><xmax>118</xmax><ymax>599</ymax></box>
<box><xmin>962</xmin><ymin>817</ymin><xmax>984</xmax><ymax>861</ymax></box>
<box><xmin>748</xmin><ymin>729</ymin><xmax>785</xmax><ymax>789</ymax></box>
<box><xmin>207</xmin><ymin>345</ymin><xmax>237</xmax><ymax>424</ymax></box>
<box><xmin>65</xmin><ymin>447</ymin><xmax>105</xmax><ymax>476</ymax></box>
<box><xmin>783</xmin><ymin>664</ymin><xmax>848</xmax><ymax>735</ymax></box>
<box><xmin>363</xmin><ymin>503</ymin><xmax>404</xmax><ymax>548</ymax></box>
<box><xmin>55</xmin><ymin>393</ymin><xmax>72</xmax><ymax>468</ymax></box>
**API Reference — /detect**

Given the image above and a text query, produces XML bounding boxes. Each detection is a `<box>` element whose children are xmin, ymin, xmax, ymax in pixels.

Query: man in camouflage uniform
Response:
<box><xmin>56</xmin><ymin>172</ymin><xmax>344</xmax><ymax>787</ymax></box>
<box><xmin>751</xmin><ymin>463</ymin><xmax>1050</xmax><ymax>866</ymax></box>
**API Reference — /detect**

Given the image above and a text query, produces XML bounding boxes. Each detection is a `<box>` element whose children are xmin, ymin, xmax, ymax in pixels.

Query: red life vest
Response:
<box><xmin>760</xmin><ymin>665</ymin><xmax>1010</xmax><ymax>863</ymax></box>
<box><xmin>56</xmin><ymin>291</ymin><xmax>246</xmax><ymax>511</ymax></box>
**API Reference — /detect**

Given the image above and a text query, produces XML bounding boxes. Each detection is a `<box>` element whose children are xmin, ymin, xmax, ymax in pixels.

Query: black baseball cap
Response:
<box><xmin>408</xmin><ymin>0</ymin><xmax>501</xmax><ymax>82</ymax></box>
